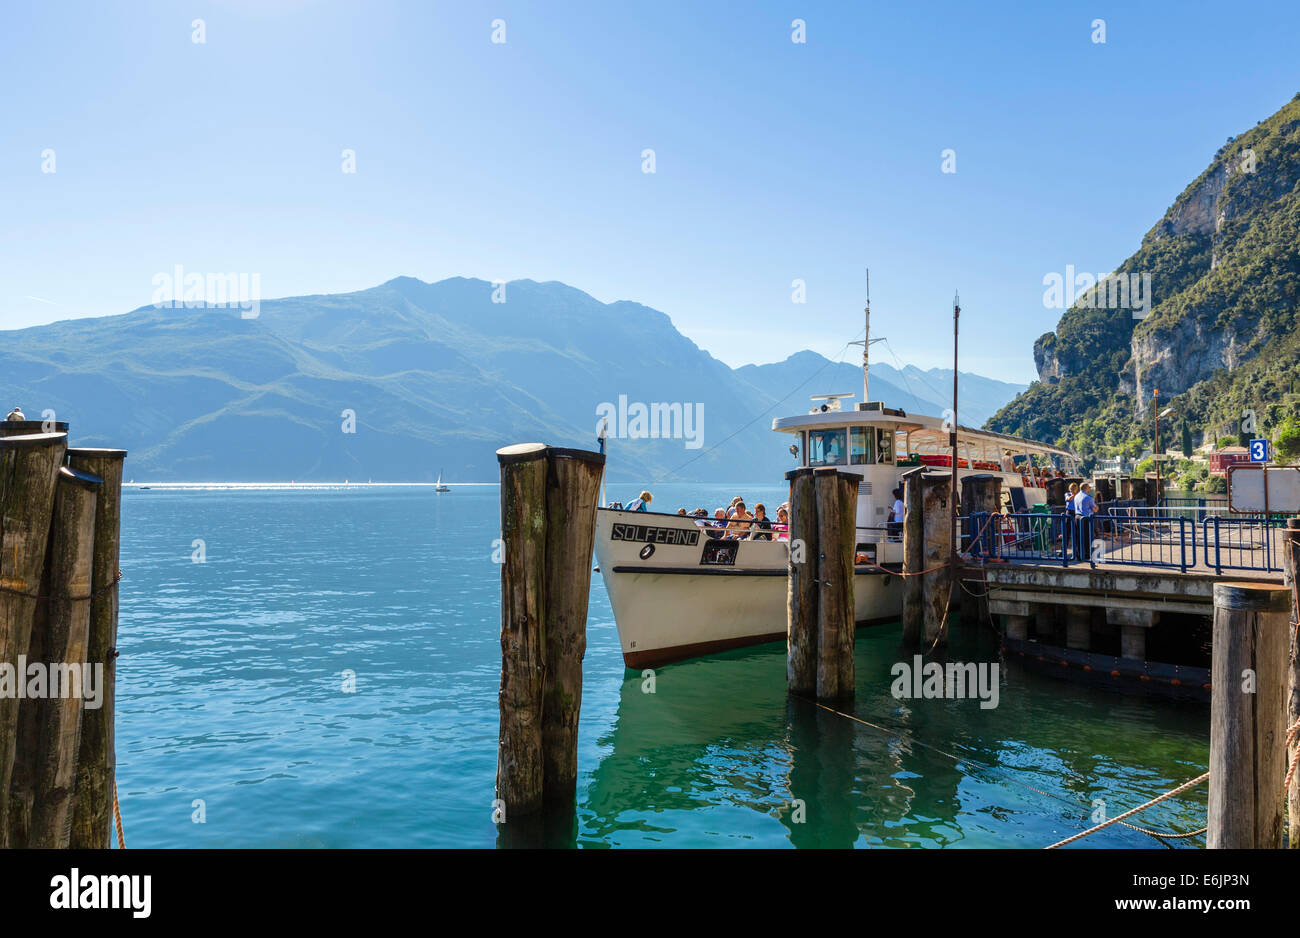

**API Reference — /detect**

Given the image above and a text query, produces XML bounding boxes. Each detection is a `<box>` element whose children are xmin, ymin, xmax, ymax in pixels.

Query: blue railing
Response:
<box><xmin>1201</xmin><ymin>515</ymin><xmax>1280</xmax><ymax>575</ymax></box>
<box><xmin>958</xmin><ymin>505</ymin><xmax>1283</xmax><ymax>574</ymax></box>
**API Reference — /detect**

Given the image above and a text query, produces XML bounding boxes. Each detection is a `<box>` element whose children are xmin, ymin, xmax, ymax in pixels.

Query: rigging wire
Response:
<box><xmin>649</xmin><ymin>328</ymin><xmax>864</xmax><ymax>482</ymax></box>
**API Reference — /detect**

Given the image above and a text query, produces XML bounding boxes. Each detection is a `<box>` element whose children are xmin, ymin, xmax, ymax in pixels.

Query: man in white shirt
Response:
<box><xmin>889</xmin><ymin>488</ymin><xmax>904</xmax><ymax>541</ymax></box>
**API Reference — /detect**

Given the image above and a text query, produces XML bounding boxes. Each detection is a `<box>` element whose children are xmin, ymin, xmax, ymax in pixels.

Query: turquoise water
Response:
<box><xmin>115</xmin><ymin>483</ymin><xmax>1209</xmax><ymax>848</ymax></box>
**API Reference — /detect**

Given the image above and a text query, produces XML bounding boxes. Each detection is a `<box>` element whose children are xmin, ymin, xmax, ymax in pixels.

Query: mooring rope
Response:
<box><xmin>803</xmin><ymin>697</ymin><xmax>1207</xmax><ymax>845</ymax></box>
<box><xmin>113</xmin><ymin>779</ymin><xmax>126</xmax><ymax>849</ymax></box>
<box><xmin>1044</xmin><ymin>772</ymin><xmax>1210</xmax><ymax>849</ymax></box>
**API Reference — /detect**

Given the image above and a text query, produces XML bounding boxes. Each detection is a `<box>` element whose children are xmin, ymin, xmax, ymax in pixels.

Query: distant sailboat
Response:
<box><xmin>436</xmin><ymin>469</ymin><xmax>450</xmax><ymax>493</ymax></box>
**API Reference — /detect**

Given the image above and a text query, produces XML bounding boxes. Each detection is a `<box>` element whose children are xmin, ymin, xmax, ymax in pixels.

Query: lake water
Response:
<box><xmin>115</xmin><ymin>483</ymin><xmax>1210</xmax><ymax>848</ymax></box>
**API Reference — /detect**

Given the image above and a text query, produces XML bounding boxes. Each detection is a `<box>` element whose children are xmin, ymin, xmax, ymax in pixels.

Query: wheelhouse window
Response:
<box><xmin>807</xmin><ymin>428</ymin><xmax>847</xmax><ymax>467</ymax></box>
<box><xmin>876</xmin><ymin>428</ymin><xmax>895</xmax><ymax>464</ymax></box>
<box><xmin>849</xmin><ymin>426</ymin><xmax>874</xmax><ymax>465</ymax></box>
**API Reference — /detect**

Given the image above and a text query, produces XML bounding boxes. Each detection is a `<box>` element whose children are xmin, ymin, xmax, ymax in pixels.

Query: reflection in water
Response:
<box><xmin>576</xmin><ymin>622</ymin><xmax>1209</xmax><ymax>848</ymax></box>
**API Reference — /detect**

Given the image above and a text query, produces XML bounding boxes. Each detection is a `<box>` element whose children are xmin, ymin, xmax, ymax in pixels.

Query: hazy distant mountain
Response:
<box><xmin>734</xmin><ymin>354</ymin><xmax>1024</xmax><ymax>428</ymax></box>
<box><xmin>0</xmin><ymin>278</ymin><xmax>1026</xmax><ymax>482</ymax></box>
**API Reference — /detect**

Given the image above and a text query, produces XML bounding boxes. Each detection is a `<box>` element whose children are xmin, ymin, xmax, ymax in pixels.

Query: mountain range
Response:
<box><xmin>0</xmin><ymin>278</ymin><xmax>1024</xmax><ymax>482</ymax></box>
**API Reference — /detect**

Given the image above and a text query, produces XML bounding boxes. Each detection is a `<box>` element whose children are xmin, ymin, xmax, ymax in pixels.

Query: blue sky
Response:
<box><xmin>3</xmin><ymin>0</ymin><xmax>1298</xmax><ymax>383</ymax></box>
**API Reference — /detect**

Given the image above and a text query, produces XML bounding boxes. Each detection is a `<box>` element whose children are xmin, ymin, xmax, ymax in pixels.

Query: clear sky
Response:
<box><xmin>3</xmin><ymin>0</ymin><xmax>1298</xmax><ymax>383</ymax></box>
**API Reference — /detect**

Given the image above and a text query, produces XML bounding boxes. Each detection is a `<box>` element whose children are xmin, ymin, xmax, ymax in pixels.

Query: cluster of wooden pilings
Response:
<box><xmin>0</xmin><ymin>422</ymin><xmax>125</xmax><ymax>849</ymax></box>
<box><xmin>495</xmin><ymin>443</ymin><xmax>603</xmax><ymax>820</ymax></box>
<box><xmin>785</xmin><ymin>467</ymin><xmax>858</xmax><ymax>701</ymax></box>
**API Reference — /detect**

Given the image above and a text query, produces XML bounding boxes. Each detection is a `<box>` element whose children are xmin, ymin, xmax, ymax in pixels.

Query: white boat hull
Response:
<box><xmin>594</xmin><ymin>508</ymin><xmax>904</xmax><ymax>668</ymax></box>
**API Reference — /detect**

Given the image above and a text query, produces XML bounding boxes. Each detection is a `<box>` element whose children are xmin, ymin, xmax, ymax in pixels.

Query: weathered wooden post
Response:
<box><xmin>1118</xmin><ymin>476</ymin><xmax>1132</xmax><ymax>501</ymax></box>
<box><xmin>786</xmin><ymin>467</ymin><xmax>818</xmax><ymax>696</ymax></box>
<box><xmin>960</xmin><ymin>473</ymin><xmax>1002</xmax><ymax>556</ymax></box>
<box><xmin>1283</xmin><ymin>517</ymin><xmax>1300</xmax><ymax>848</ymax></box>
<box><xmin>901</xmin><ymin>468</ymin><xmax>924</xmax><ymax>645</ymax></box>
<box><xmin>814</xmin><ymin>468</ymin><xmax>857</xmax><ymax>701</ymax></box>
<box><xmin>921</xmin><ymin>472</ymin><xmax>953</xmax><ymax>647</ymax></box>
<box><xmin>495</xmin><ymin>443</ymin><xmax>549</xmax><ymax>818</ymax></box>
<box><xmin>15</xmin><ymin>466</ymin><xmax>101</xmax><ymax>848</ymax></box>
<box><xmin>67</xmin><ymin>448</ymin><xmax>126</xmax><ymax>849</ymax></box>
<box><xmin>1208</xmin><ymin>581</ymin><xmax>1291</xmax><ymax>849</ymax></box>
<box><xmin>495</xmin><ymin>442</ymin><xmax>604</xmax><ymax>820</ymax></box>
<box><xmin>0</xmin><ymin>432</ymin><xmax>67</xmax><ymax>849</ymax></box>
<box><xmin>540</xmin><ymin>448</ymin><xmax>604</xmax><ymax>805</ymax></box>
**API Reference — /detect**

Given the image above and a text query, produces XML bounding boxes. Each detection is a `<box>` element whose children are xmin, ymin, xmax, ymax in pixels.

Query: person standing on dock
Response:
<box><xmin>1074</xmin><ymin>482</ymin><xmax>1097</xmax><ymax>560</ymax></box>
<box><xmin>1064</xmin><ymin>482</ymin><xmax>1080</xmax><ymax>559</ymax></box>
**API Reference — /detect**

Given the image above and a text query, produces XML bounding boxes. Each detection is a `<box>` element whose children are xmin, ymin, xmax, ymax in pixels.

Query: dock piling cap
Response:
<box><xmin>1213</xmin><ymin>581</ymin><xmax>1291</xmax><ymax>612</ymax></box>
<box><xmin>496</xmin><ymin>442</ymin><xmax>605</xmax><ymax>466</ymax></box>
<box><xmin>497</xmin><ymin>442</ymin><xmax>549</xmax><ymax>465</ymax></box>
<box><xmin>0</xmin><ymin>431</ymin><xmax>68</xmax><ymax>450</ymax></box>
<box><xmin>67</xmin><ymin>447</ymin><xmax>128</xmax><ymax>459</ymax></box>
<box><xmin>59</xmin><ymin>465</ymin><xmax>104</xmax><ymax>491</ymax></box>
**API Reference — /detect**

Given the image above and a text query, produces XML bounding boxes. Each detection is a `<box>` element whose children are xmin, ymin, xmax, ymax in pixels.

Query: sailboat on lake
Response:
<box><xmin>436</xmin><ymin>470</ymin><xmax>450</xmax><ymax>492</ymax></box>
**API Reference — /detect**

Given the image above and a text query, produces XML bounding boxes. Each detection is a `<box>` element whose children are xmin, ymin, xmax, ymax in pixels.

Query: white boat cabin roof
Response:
<box><xmin>771</xmin><ymin>400</ymin><xmax>1075</xmax><ymax>463</ymax></box>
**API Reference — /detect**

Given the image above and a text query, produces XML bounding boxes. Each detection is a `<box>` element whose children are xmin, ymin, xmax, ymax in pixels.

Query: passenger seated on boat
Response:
<box><xmin>750</xmin><ymin>503</ymin><xmax>773</xmax><ymax>540</ymax></box>
<box><xmin>725</xmin><ymin>501</ymin><xmax>753</xmax><ymax>539</ymax></box>
<box><xmin>726</xmin><ymin>496</ymin><xmax>742</xmax><ymax>518</ymax></box>
<box><xmin>676</xmin><ymin>508</ymin><xmax>687</xmax><ymax>515</ymax></box>
<box><xmin>1000</xmin><ymin>451</ymin><xmax>1015</xmax><ymax>472</ymax></box>
<box><xmin>775</xmin><ymin>506</ymin><xmax>790</xmax><ymax>539</ymax></box>
<box><xmin>707</xmin><ymin>508</ymin><xmax>729</xmax><ymax>536</ymax></box>
<box><xmin>692</xmin><ymin>508</ymin><xmax>711</xmax><ymax>529</ymax></box>
<box><xmin>626</xmin><ymin>490</ymin><xmax>653</xmax><ymax>512</ymax></box>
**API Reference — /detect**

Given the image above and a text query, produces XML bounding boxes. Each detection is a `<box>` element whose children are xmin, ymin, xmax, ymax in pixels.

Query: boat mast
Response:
<box><xmin>863</xmin><ymin>269</ymin><xmax>870</xmax><ymax>404</ymax></box>
<box><xmin>849</xmin><ymin>268</ymin><xmax>882</xmax><ymax>407</ymax></box>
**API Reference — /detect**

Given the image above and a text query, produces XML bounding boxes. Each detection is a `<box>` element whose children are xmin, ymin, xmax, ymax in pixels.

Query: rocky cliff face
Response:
<box><xmin>988</xmin><ymin>92</ymin><xmax>1300</xmax><ymax>453</ymax></box>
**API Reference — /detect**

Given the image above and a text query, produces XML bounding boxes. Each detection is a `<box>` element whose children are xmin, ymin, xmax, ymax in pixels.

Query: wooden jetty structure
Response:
<box><xmin>0</xmin><ymin>420</ymin><xmax>126</xmax><ymax>849</ymax></box>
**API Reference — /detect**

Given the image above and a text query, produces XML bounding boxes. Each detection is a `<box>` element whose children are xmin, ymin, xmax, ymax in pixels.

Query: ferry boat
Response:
<box><xmin>593</xmin><ymin>288</ymin><xmax>1078</xmax><ymax>669</ymax></box>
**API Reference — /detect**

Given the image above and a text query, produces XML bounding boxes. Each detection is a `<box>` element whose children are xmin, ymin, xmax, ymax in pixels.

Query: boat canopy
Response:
<box><xmin>772</xmin><ymin>406</ymin><xmax>1076</xmax><ymax>469</ymax></box>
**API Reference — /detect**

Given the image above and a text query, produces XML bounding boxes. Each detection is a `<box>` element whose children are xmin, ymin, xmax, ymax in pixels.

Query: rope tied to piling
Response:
<box><xmin>0</xmin><ymin>568</ymin><xmax>122</xmax><ymax>602</ymax></box>
<box><xmin>113</xmin><ymin>778</ymin><xmax>126</xmax><ymax>849</ymax></box>
<box><xmin>806</xmin><ymin>697</ymin><xmax>1207</xmax><ymax>845</ymax></box>
<box><xmin>1044</xmin><ymin>772</ymin><xmax>1210</xmax><ymax>849</ymax></box>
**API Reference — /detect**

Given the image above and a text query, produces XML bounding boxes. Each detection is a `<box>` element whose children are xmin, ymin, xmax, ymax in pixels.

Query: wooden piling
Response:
<box><xmin>901</xmin><ymin>469</ymin><xmax>924</xmax><ymax>645</ymax></box>
<box><xmin>67</xmin><ymin>447</ymin><xmax>127</xmax><ymax>849</ymax></box>
<box><xmin>921</xmin><ymin>472</ymin><xmax>953</xmax><ymax>647</ymax></box>
<box><xmin>540</xmin><ymin>448</ymin><xmax>604</xmax><ymax>805</ymax></box>
<box><xmin>814</xmin><ymin>469</ymin><xmax>856</xmax><ymax>701</ymax></box>
<box><xmin>495</xmin><ymin>443</ymin><xmax>549</xmax><ymax>818</ymax></box>
<box><xmin>1208</xmin><ymin>582</ymin><xmax>1290</xmax><ymax>849</ymax></box>
<box><xmin>832</xmin><ymin>470</ymin><xmax>858</xmax><ymax>697</ymax></box>
<box><xmin>23</xmin><ymin>467</ymin><xmax>101</xmax><ymax>848</ymax></box>
<box><xmin>1283</xmin><ymin>517</ymin><xmax>1300</xmax><ymax>849</ymax></box>
<box><xmin>786</xmin><ymin>468</ymin><xmax>818</xmax><ymax>696</ymax></box>
<box><xmin>495</xmin><ymin>442</ymin><xmax>604</xmax><ymax>818</ymax></box>
<box><xmin>0</xmin><ymin>432</ymin><xmax>67</xmax><ymax>849</ymax></box>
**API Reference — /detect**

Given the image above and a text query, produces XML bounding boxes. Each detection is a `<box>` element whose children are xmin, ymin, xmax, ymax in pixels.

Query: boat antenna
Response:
<box><xmin>848</xmin><ymin>268</ymin><xmax>885</xmax><ymax>407</ymax></box>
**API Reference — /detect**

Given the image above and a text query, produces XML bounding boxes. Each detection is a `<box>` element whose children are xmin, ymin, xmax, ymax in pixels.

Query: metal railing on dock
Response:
<box><xmin>959</xmin><ymin>502</ymin><xmax>1285</xmax><ymax>575</ymax></box>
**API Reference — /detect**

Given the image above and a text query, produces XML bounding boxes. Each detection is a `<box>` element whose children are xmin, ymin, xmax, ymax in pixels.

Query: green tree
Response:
<box><xmin>1180</xmin><ymin>418</ymin><xmax>1193</xmax><ymax>457</ymax></box>
<box><xmin>1206</xmin><ymin>475</ymin><xmax>1228</xmax><ymax>494</ymax></box>
<box><xmin>1276</xmin><ymin>417</ymin><xmax>1300</xmax><ymax>459</ymax></box>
